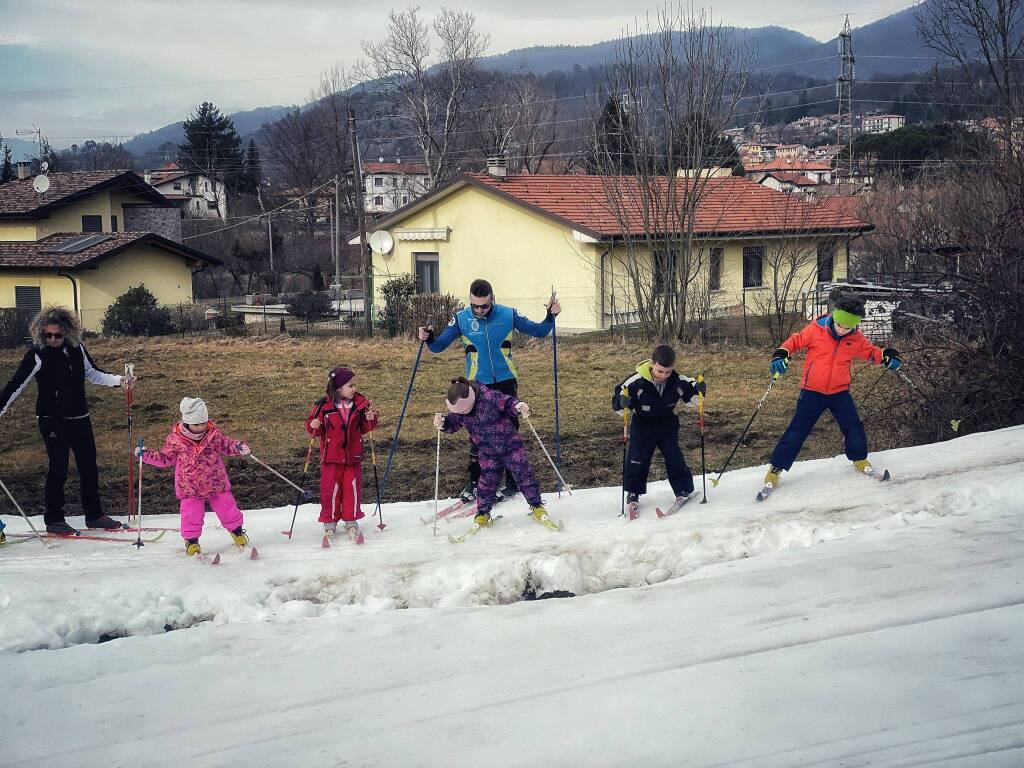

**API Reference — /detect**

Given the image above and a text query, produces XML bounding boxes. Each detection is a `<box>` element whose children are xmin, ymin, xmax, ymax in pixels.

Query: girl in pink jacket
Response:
<box><xmin>138</xmin><ymin>396</ymin><xmax>250</xmax><ymax>556</ymax></box>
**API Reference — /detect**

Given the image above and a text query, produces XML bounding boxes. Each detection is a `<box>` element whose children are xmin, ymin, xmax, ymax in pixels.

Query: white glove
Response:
<box><xmin>237</xmin><ymin>443</ymin><xmax>251</xmax><ymax>456</ymax></box>
<box><xmin>515</xmin><ymin>402</ymin><xmax>530</xmax><ymax>417</ymax></box>
<box><xmin>433</xmin><ymin>413</ymin><xmax>445</xmax><ymax>429</ymax></box>
<box><xmin>134</xmin><ymin>446</ymin><xmax>145</xmax><ymax>458</ymax></box>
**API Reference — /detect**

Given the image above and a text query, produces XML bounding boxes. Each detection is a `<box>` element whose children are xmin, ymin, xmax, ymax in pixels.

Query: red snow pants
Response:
<box><xmin>318</xmin><ymin>462</ymin><xmax>364</xmax><ymax>523</ymax></box>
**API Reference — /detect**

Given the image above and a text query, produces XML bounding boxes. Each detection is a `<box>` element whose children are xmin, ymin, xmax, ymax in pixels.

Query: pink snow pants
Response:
<box><xmin>319</xmin><ymin>463</ymin><xmax>364</xmax><ymax>523</ymax></box>
<box><xmin>179</xmin><ymin>491</ymin><xmax>244</xmax><ymax>540</ymax></box>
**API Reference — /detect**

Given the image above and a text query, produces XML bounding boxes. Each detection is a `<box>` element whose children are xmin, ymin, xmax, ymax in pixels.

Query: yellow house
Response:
<box><xmin>0</xmin><ymin>170</ymin><xmax>218</xmax><ymax>330</ymax></box>
<box><xmin>351</xmin><ymin>171</ymin><xmax>871</xmax><ymax>332</ymax></box>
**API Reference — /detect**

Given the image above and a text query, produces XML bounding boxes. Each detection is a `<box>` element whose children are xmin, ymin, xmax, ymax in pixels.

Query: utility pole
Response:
<box><xmin>267</xmin><ymin>215</ymin><xmax>274</xmax><ymax>293</ymax></box>
<box><xmin>348</xmin><ymin>107</ymin><xmax>372</xmax><ymax>336</ymax></box>
<box><xmin>334</xmin><ymin>175</ymin><xmax>341</xmax><ymax>293</ymax></box>
<box><xmin>836</xmin><ymin>15</ymin><xmax>856</xmax><ymax>182</ymax></box>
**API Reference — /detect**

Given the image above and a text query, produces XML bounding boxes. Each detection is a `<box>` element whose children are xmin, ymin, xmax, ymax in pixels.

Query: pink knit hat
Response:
<box><xmin>445</xmin><ymin>385</ymin><xmax>476</xmax><ymax>414</ymax></box>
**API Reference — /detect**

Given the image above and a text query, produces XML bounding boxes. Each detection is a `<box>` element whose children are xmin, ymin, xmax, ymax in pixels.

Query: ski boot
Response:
<box><xmin>495</xmin><ymin>478</ymin><xmax>519</xmax><ymax>503</ymax></box>
<box><xmin>229</xmin><ymin>526</ymin><xmax>249</xmax><ymax>547</ymax></box>
<box><xmin>530</xmin><ymin>504</ymin><xmax>561</xmax><ymax>531</ymax></box>
<box><xmin>344</xmin><ymin>521</ymin><xmax>364</xmax><ymax>544</ymax></box>
<box><xmin>626</xmin><ymin>492</ymin><xmax>640</xmax><ymax>520</ymax></box>
<box><xmin>0</xmin><ymin>519</ymin><xmax>6</xmax><ymax>544</ymax></box>
<box><xmin>853</xmin><ymin>459</ymin><xmax>872</xmax><ymax>474</ymax></box>
<box><xmin>45</xmin><ymin>520</ymin><xmax>79</xmax><ymax>536</ymax></box>
<box><xmin>86</xmin><ymin>515</ymin><xmax>124</xmax><ymax>530</ymax></box>
<box><xmin>459</xmin><ymin>481</ymin><xmax>478</xmax><ymax>503</ymax></box>
<box><xmin>184</xmin><ymin>538</ymin><xmax>201</xmax><ymax>557</ymax></box>
<box><xmin>323</xmin><ymin>521</ymin><xmax>338</xmax><ymax>539</ymax></box>
<box><xmin>473</xmin><ymin>511</ymin><xmax>493</xmax><ymax>527</ymax></box>
<box><xmin>764</xmin><ymin>465</ymin><xmax>783</xmax><ymax>487</ymax></box>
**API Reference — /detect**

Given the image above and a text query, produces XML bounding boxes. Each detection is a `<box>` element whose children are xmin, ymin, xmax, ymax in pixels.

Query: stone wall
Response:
<box><xmin>123</xmin><ymin>205</ymin><xmax>182</xmax><ymax>242</ymax></box>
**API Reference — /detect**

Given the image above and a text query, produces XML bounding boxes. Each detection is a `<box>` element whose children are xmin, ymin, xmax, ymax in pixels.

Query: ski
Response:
<box><xmin>627</xmin><ymin>502</ymin><xmax>639</xmax><ymax>521</ymax></box>
<box><xmin>322</xmin><ymin>528</ymin><xmax>362</xmax><ymax>547</ymax></box>
<box><xmin>755</xmin><ymin>484</ymin><xmax>775</xmax><ymax>502</ymax></box>
<box><xmin>346</xmin><ymin>526</ymin><xmax>365</xmax><ymax>546</ymax></box>
<box><xmin>656</xmin><ymin>495</ymin><xmax>694</xmax><ymax>518</ymax></box>
<box><xmin>1</xmin><ymin>533</ymin><xmax>45</xmax><ymax>546</ymax></box>
<box><xmin>531</xmin><ymin>513</ymin><xmax>563</xmax><ymax>532</ymax></box>
<box><xmin>862</xmin><ymin>468</ymin><xmax>891</xmax><ymax>482</ymax></box>
<box><xmin>41</xmin><ymin>532</ymin><xmax>164</xmax><ymax>544</ymax></box>
<box><xmin>421</xmin><ymin>499</ymin><xmax>470</xmax><ymax>525</ymax></box>
<box><xmin>448</xmin><ymin>514</ymin><xmax>503</xmax><ymax>544</ymax></box>
<box><xmin>190</xmin><ymin>551</ymin><xmax>221</xmax><ymax>565</ymax></box>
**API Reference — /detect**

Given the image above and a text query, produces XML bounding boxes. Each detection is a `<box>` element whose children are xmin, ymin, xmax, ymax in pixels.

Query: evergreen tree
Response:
<box><xmin>0</xmin><ymin>135</ymin><xmax>13</xmax><ymax>184</ymax></box>
<box><xmin>587</xmin><ymin>96</ymin><xmax>637</xmax><ymax>174</ymax></box>
<box><xmin>177</xmin><ymin>101</ymin><xmax>243</xmax><ymax>189</ymax></box>
<box><xmin>241</xmin><ymin>138</ymin><xmax>263</xmax><ymax>196</ymax></box>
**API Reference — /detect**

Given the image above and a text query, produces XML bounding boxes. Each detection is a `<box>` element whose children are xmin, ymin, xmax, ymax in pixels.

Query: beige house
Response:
<box><xmin>351</xmin><ymin>170</ymin><xmax>871</xmax><ymax>333</ymax></box>
<box><xmin>0</xmin><ymin>170</ymin><xmax>218</xmax><ymax>330</ymax></box>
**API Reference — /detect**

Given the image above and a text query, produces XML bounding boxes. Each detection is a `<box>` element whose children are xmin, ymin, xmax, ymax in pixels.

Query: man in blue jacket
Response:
<box><xmin>418</xmin><ymin>279</ymin><xmax>561</xmax><ymax>502</ymax></box>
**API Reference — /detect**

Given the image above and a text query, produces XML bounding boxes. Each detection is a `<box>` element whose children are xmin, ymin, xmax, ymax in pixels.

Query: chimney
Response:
<box><xmin>16</xmin><ymin>161</ymin><xmax>33</xmax><ymax>181</ymax></box>
<box><xmin>486</xmin><ymin>155</ymin><xmax>507</xmax><ymax>179</ymax></box>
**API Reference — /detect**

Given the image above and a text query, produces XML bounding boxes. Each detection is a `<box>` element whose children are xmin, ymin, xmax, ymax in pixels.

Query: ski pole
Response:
<box><xmin>367</xmin><ymin>427</ymin><xmax>385</xmax><ymax>531</ymax></box>
<box><xmin>549</xmin><ymin>287</ymin><xmax>563</xmax><ymax>495</ymax></box>
<box><xmin>0</xmin><ymin>476</ymin><xmax>49</xmax><ymax>548</ymax></box>
<box><xmin>125</xmin><ymin>363</ymin><xmax>135</xmax><ymax>523</ymax></box>
<box><xmin>282</xmin><ymin>438</ymin><xmax>316</xmax><ymax>539</ymax></box>
<box><xmin>133</xmin><ymin>438</ymin><xmax>144</xmax><ymax>550</ymax></box>
<box><xmin>697</xmin><ymin>373</ymin><xmax>708</xmax><ymax>504</ymax></box>
<box><xmin>379</xmin><ymin>340</ymin><xmax>424</xmax><ymax>503</ymax></box>
<box><xmin>433</xmin><ymin>427</ymin><xmax>442</xmax><ymax>537</ymax></box>
<box><xmin>523</xmin><ymin>415</ymin><xmax>573</xmax><ymax>494</ymax></box>
<box><xmin>710</xmin><ymin>374</ymin><xmax>779</xmax><ymax>488</ymax></box>
<box><xmin>247</xmin><ymin>452</ymin><xmax>309</xmax><ymax>496</ymax></box>
<box><xmin>620</xmin><ymin>394</ymin><xmax>630</xmax><ymax>517</ymax></box>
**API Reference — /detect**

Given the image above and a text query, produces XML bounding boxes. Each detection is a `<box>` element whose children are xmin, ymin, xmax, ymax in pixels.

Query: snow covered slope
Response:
<box><xmin>3</xmin><ymin>426</ymin><xmax>1024</xmax><ymax>767</ymax></box>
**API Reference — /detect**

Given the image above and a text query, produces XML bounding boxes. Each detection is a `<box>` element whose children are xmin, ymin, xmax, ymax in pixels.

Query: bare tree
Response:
<box><xmin>589</xmin><ymin>4</ymin><xmax>752</xmax><ymax>341</ymax></box>
<box><xmin>466</xmin><ymin>72</ymin><xmax>561</xmax><ymax>172</ymax></box>
<box><xmin>359</xmin><ymin>6</ymin><xmax>489</xmax><ymax>188</ymax></box>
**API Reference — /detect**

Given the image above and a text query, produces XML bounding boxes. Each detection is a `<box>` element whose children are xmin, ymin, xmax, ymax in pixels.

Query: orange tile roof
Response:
<box><xmin>0</xmin><ymin>232</ymin><xmax>219</xmax><ymax>270</ymax></box>
<box><xmin>815</xmin><ymin>195</ymin><xmax>866</xmax><ymax>220</ymax></box>
<box><xmin>745</xmin><ymin>158</ymin><xmax>835</xmax><ymax>173</ymax></box>
<box><xmin>0</xmin><ymin>170</ymin><xmax>169</xmax><ymax>217</ymax></box>
<box><xmin>362</xmin><ymin>162</ymin><xmax>428</xmax><ymax>175</ymax></box>
<box><xmin>465</xmin><ymin>172</ymin><xmax>867</xmax><ymax>237</ymax></box>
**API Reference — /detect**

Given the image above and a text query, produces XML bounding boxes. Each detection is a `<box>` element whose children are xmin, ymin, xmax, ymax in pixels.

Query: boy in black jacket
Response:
<box><xmin>611</xmin><ymin>345</ymin><xmax>705</xmax><ymax>517</ymax></box>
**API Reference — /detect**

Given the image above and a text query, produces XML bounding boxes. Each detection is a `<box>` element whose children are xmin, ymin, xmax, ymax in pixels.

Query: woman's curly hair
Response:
<box><xmin>28</xmin><ymin>305</ymin><xmax>83</xmax><ymax>349</ymax></box>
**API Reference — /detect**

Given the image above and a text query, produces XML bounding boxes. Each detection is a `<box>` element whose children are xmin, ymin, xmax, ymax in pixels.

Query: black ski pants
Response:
<box><xmin>467</xmin><ymin>378</ymin><xmax>518</xmax><ymax>489</ymax></box>
<box><xmin>37</xmin><ymin>415</ymin><xmax>105</xmax><ymax>523</ymax></box>
<box><xmin>624</xmin><ymin>419</ymin><xmax>694</xmax><ymax>497</ymax></box>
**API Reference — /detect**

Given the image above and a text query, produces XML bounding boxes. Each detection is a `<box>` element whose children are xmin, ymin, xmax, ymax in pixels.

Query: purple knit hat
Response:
<box><xmin>327</xmin><ymin>367</ymin><xmax>355</xmax><ymax>396</ymax></box>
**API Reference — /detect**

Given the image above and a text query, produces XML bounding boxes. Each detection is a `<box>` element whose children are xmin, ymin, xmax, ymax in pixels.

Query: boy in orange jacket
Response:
<box><xmin>764</xmin><ymin>293</ymin><xmax>901</xmax><ymax>488</ymax></box>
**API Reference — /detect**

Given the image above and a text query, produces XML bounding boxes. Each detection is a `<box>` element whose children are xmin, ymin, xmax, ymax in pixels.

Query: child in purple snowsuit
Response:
<box><xmin>433</xmin><ymin>377</ymin><xmax>549</xmax><ymax>526</ymax></box>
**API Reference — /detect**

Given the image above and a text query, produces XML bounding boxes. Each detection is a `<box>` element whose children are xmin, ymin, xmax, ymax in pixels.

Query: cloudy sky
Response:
<box><xmin>1</xmin><ymin>0</ymin><xmax>914</xmax><ymax>148</ymax></box>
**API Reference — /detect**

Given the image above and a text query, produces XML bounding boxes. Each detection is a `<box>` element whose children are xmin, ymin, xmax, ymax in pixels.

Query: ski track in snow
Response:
<box><xmin>2</xmin><ymin>426</ymin><xmax>1024</xmax><ymax>767</ymax></box>
<box><xmin>2</xmin><ymin>426</ymin><xmax>1023</xmax><ymax>652</ymax></box>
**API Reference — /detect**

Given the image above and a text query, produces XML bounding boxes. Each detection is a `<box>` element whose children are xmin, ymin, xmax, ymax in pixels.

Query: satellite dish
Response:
<box><xmin>40</xmin><ymin>161</ymin><xmax>49</xmax><ymax>173</ymax></box>
<box><xmin>33</xmin><ymin>175</ymin><xmax>50</xmax><ymax>194</ymax></box>
<box><xmin>368</xmin><ymin>230</ymin><xmax>394</xmax><ymax>256</ymax></box>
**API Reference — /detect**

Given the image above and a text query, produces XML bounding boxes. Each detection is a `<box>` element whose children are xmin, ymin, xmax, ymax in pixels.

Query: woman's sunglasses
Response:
<box><xmin>44</xmin><ymin>332</ymin><xmax>65</xmax><ymax>339</ymax></box>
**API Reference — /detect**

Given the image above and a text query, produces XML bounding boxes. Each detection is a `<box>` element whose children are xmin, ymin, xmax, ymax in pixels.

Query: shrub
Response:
<box><xmin>286</xmin><ymin>291</ymin><xmax>334</xmax><ymax>324</ymax></box>
<box><xmin>101</xmin><ymin>285</ymin><xmax>173</xmax><ymax>336</ymax></box>
<box><xmin>378</xmin><ymin>274</ymin><xmax>418</xmax><ymax>338</ymax></box>
<box><xmin>410</xmin><ymin>292</ymin><xmax>463</xmax><ymax>335</ymax></box>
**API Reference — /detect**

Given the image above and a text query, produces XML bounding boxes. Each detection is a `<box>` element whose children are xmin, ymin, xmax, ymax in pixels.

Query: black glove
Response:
<box><xmin>619</xmin><ymin>393</ymin><xmax>631</xmax><ymax>409</ymax></box>
<box><xmin>770</xmin><ymin>348</ymin><xmax>790</xmax><ymax>376</ymax></box>
<box><xmin>694</xmin><ymin>380</ymin><xmax>707</xmax><ymax>397</ymax></box>
<box><xmin>882</xmin><ymin>347</ymin><xmax>902</xmax><ymax>371</ymax></box>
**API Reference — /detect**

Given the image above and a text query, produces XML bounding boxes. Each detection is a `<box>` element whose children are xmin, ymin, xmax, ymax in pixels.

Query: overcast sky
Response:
<box><xmin>1</xmin><ymin>0</ymin><xmax>914</xmax><ymax>148</ymax></box>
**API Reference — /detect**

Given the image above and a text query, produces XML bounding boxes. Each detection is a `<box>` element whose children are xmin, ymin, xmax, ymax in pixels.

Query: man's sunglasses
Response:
<box><xmin>470</xmin><ymin>301</ymin><xmax>492</xmax><ymax>311</ymax></box>
<box><xmin>44</xmin><ymin>332</ymin><xmax>65</xmax><ymax>339</ymax></box>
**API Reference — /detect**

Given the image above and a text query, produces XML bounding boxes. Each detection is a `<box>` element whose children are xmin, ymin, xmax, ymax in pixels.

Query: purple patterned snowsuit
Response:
<box><xmin>439</xmin><ymin>384</ymin><xmax>542</xmax><ymax>514</ymax></box>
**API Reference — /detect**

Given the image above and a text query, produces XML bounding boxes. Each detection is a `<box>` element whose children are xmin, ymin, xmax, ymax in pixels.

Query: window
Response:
<box><xmin>173</xmin><ymin>182</ymin><xmax>182</xmax><ymax>190</ymax></box>
<box><xmin>817</xmin><ymin>242</ymin><xmax>836</xmax><ymax>283</ymax></box>
<box><xmin>391</xmin><ymin>177</ymin><xmax>398</xmax><ymax>187</ymax></box>
<box><xmin>708</xmin><ymin>247</ymin><xmax>723</xmax><ymax>291</ymax></box>
<box><xmin>742</xmin><ymin>245</ymin><xmax>764</xmax><ymax>288</ymax></box>
<box><xmin>414</xmin><ymin>253</ymin><xmax>440</xmax><ymax>293</ymax></box>
<box><xmin>81</xmin><ymin>215</ymin><xmax>103</xmax><ymax>233</ymax></box>
<box><xmin>402</xmin><ymin>196</ymin><xmax>409</xmax><ymax>205</ymax></box>
<box><xmin>15</xmin><ymin>286</ymin><xmax>42</xmax><ymax>318</ymax></box>
<box><xmin>374</xmin><ymin>176</ymin><xmax>384</xmax><ymax>187</ymax></box>
<box><xmin>373</xmin><ymin>196</ymin><xmax>384</xmax><ymax>206</ymax></box>
<box><xmin>111</xmin><ymin>215</ymin><xmax>118</xmax><ymax>232</ymax></box>
<box><xmin>652</xmin><ymin>248</ymin><xmax>677</xmax><ymax>295</ymax></box>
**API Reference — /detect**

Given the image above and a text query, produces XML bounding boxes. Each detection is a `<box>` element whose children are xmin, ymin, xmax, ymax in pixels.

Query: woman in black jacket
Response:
<box><xmin>0</xmin><ymin>306</ymin><xmax>134</xmax><ymax>535</ymax></box>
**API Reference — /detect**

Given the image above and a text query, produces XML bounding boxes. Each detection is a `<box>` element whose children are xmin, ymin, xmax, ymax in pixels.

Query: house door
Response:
<box><xmin>414</xmin><ymin>252</ymin><xmax>440</xmax><ymax>293</ymax></box>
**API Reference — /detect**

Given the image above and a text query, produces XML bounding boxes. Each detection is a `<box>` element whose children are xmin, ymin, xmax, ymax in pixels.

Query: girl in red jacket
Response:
<box><xmin>305</xmin><ymin>367</ymin><xmax>378</xmax><ymax>539</ymax></box>
<box><xmin>764</xmin><ymin>293</ymin><xmax>901</xmax><ymax>488</ymax></box>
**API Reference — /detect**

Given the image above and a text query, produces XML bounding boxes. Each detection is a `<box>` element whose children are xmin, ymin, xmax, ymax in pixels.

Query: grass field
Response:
<box><xmin>0</xmin><ymin>334</ymin><xmax>903</xmax><ymax>519</ymax></box>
